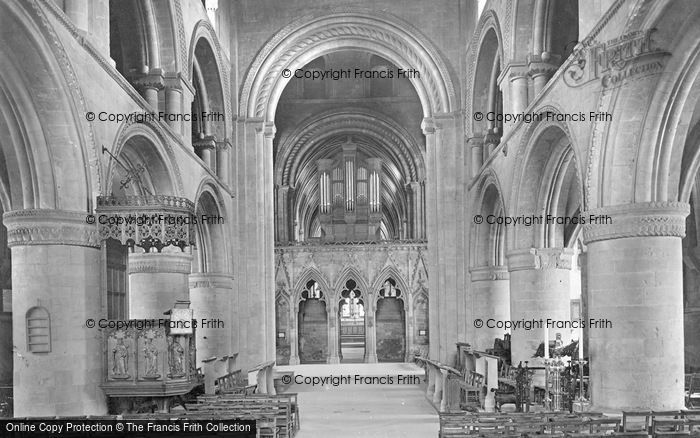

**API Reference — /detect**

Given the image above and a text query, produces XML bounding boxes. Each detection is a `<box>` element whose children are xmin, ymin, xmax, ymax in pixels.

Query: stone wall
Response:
<box><xmin>275</xmin><ymin>241</ymin><xmax>428</xmax><ymax>363</ymax></box>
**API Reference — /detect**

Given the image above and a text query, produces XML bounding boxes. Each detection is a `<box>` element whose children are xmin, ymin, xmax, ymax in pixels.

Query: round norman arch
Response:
<box><xmin>509</xmin><ymin>108</ymin><xmax>583</xmax><ymax>251</ymax></box>
<box><xmin>106</xmin><ymin>121</ymin><xmax>184</xmax><ymax>197</ymax></box>
<box><xmin>471</xmin><ymin>169</ymin><xmax>508</xmax><ymax>268</ymax></box>
<box><xmin>0</xmin><ymin>1</ymin><xmax>99</xmax><ymax>212</ymax></box>
<box><xmin>240</xmin><ymin>9</ymin><xmax>457</xmax><ymax>121</ymax></box>
<box><xmin>464</xmin><ymin>9</ymin><xmax>504</xmax><ymax>136</ymax></box>
<box><xmin>193</xmin><ymin>180</ymin><xmax>230</xmax><ymax>273</ymax></box>
<box><xmin>188</xmin><ymin>20</ymin><xmax>231</xmax><ymax>138</ymax></box>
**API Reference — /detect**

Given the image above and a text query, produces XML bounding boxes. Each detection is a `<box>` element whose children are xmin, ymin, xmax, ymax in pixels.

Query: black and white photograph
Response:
<box><xmin>0</xmin><ymin>0</ymin><xmax>699</xmax><ymax>436</ymax></box>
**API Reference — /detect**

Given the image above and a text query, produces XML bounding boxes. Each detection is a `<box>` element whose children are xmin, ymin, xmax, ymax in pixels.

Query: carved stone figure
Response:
<box><xmin>168</xmin><ymin>338</ymin><xmax>185</xmax><ymax>377</ymax></box>
<box><xmin>143</xmin><ymin>337</ymin><xmax>160</xmax><ymax>378</ymax></box>
<box><xmin>112</xmin><ymin>338</ymin><xmax>130</xmax><ymax>379</ymax></box>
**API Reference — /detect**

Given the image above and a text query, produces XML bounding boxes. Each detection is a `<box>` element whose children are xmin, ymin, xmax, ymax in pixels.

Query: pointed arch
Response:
<box><xmin>293</xmin><ymin>268</ymin><xmax>331</xmax><ymax>304</ymax></box>
<box><xmin>334</xmin><ymin>266</ymin><xmax>369</xmax><ymax>300</ymax></box>
<box><xmin>371</xmin><ymin>266</ymin><xmax>409</xmax><ymax>302</ymax></box>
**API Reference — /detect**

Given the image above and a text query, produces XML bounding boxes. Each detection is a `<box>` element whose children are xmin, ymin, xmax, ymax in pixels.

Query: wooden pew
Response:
<box><xmin>193</xmin><ymin>393</ymin><xmax>297</xmax><ymax>438</ymax></box>
<box><xmin>438</xmin><ymin>410</ymin><xmax>609</xmax><ymax>438</ymax></box>
<box><xmin>248</xmin><ymin>360</ymin><xmax>277</xmax><ymax>395</ymax></box>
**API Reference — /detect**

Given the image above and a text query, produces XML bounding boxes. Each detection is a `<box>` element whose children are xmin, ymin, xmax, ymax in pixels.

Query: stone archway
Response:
<box><xmin>237</xmin><ymin>9</ymin><xmax>463</xmax><ymax>364</ymax></box>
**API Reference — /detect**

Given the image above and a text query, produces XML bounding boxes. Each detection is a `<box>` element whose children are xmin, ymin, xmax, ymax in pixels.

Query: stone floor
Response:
<box><xmin>277</xmin><ymin>363</ymin><xmax>438</xmax><ymax>437</ymax></box>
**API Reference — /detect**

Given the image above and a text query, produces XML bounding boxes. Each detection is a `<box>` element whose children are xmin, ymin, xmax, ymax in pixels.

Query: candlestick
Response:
<box><xmin>578</xmin><ymin>326</ymin><xmax>584</xmax><ymax>360</ymax></box>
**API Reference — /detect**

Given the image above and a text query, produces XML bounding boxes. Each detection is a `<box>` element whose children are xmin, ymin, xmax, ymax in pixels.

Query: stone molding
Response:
<box><xmin>240</xmin><ymin>9</ymin><xmax>455</xmax><ymax>118</ymax></box>
<box><xmin>128</xmin><ymin>252</ymin><xmax>193</xmax><ymax>274</ymax></box>
<box><xmin>276</xmin><ymin>109</ymin><xmax>423</xmax><ymax>185</ymax></box>
<box><xmin>3</xmin><ymin>209</ymin><xmax>100</xmax><ymax>248</ymax></box>
<box><xmin>581</xmin><ymin>202</ymin><xmax>690</xmax><ymax>244</ymax></box>
<box><xmin>506</xmin><ymin>247</ymin><xmax>575</xmax><ymax>272</ymax></box>
<box><xmin>469</xmin><ymin>265</ymin><xmax>510</xmax><ymax>282</ymax></box>
<box><xmin>189</xmin><ymin>273</ymin><xmax>234</xmax><ymax>289</ymax></box>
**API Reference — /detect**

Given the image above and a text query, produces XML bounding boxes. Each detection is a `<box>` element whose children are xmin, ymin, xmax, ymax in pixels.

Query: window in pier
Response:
<box><xmin>26</xmin><ymin>307</ymin><xmax>51</xmax><ymax>353</ymax></box>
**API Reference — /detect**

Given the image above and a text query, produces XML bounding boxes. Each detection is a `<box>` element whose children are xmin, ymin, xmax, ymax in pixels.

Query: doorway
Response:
<box><xmin>338</xmin><ymin>280</ymin><xmax>365</xmax><ymax>363</ymax></box>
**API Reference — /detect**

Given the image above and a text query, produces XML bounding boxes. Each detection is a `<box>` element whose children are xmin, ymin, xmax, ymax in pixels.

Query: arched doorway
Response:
<box><xmin>338</xmin><ymin>279</ymin><xmax>365</xmax><ymax>363</ymax></box>
<box><xmin>375</xmin><ymin>278</ymin><xmax>406</xmax><ymax>362</ymax></box>
<box><xmin>298</xmin><ymin>280</ymin><xmax>328</xmax><ymax>364</ymax></box>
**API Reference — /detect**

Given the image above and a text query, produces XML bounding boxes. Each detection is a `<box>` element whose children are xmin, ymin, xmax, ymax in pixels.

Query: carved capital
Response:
<box><xmin>134</xmin><ymin>71</ymin><xmax>165</xmax><ymax>91</ymax></box>
<box><xmin>215</xmin><ymin>138</ymin><xmax>232</xmax><ymax>150</ymax></box>
<box><xmin>128</xmin><ymin>252</ymin><xmax>192</xmax><ymax>274</ymax></box>
<box><xmin>504</xmin><ymin>62</ymin><xmax>529</xmax><ymax>81</ymax></box>
<box><xmin>193</xmin><ymin>136</ymin><xmax>217</xmax><ymax>151</ymax></box>
<box><xmin>470</xmin><ymin>265</ymin><xmax>510</xmax><ymax>282</ymax></box>
<box><xmin>189</xmin><ymin>273</ymin><xmax>234</xmax><ymax>289</ymax></box>
<box><xmin>507</xmin><ymin>247</ymin><xmax>575</xmax><ymax>272</ymax></box>
<box><xmin>263</xmin><ymin>122</ymin><xmax>276</xmax><ymax>139</ymax></box>
<box><xmin>163</xmin><ymin>72</ymin><xmax>195</xmax><ymax>95</ymax></box>
<box><xmin>581</xmin><ymin>202</ymin><xmax>689</xmax><ymax>244</ymax></box>
<box><xmin>3</xmin><ymin>209</ymin><xmax>100</xmax><ymax>248</ymax></box>
<box><xmin>527</xmin><ymin>60</ymin><xmax>559</xmax><ymax>78</ymax></box>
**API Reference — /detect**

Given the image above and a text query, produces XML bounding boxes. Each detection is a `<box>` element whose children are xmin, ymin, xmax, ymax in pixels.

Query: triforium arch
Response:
<box><xmin>192</xmin><ymin>180</ymin><xmax>230</xmax><ymax>274</ymax></box>
<box><xmin>471</xmin><ymin>170</ymin><xmax>508</xmax><ymax>269</ymax></box>
<box><xmin>465</xmin><ymin>10</ymin><xmax>504</xmax><ymax>140</ymax></box>
<box><xmin>240</xmin><ymin>9</ymin><xmax>458</xmax><ymax>120</ymax></box>
<box><xmin>509</xmin><ymin>114</ymin><xmax>583</xmax><ymax>251</ymax></box>
<box><xmin>106</xmin><ymin>121</ymin><xmax>183</xmax><ymax>197</ymax></box>
<box><xmin>109</xmin><ymin>0</ymin><xmax>180</xmax><ymax>81</ymax></box>
<box><xmin>188</xmin><ymin>20</ymin><xmax>231</xmax><ymax>142</ymax></box>
<box><xmin>469</xmin><ymin>170</ymin><xmax>510</xmax><ymax>350</ymax></box>
<box><xmin>506</xmin><ymin>115</ymin><xmax>583</xmax><ymax>363</ymax></box>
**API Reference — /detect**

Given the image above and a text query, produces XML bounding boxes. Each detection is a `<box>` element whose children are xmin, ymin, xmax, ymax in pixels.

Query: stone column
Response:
<box><xmin>128</xmin><ymin>251</ymin><xmax>192</xmax><ymax>320</ymax></box>
<box><xmin>194</xmin><ymin>136</ymin><xmax>217</xmax><ymax>169</ymax></box>
<box><xmin>528</xmin><ymin>63</ymin><xmax>558</xmax><ymax>97</ymax></box>
<box><xmin>5</xmin><ymin>209</ymin><xmax>107</xmax><ymax>416</ymax></box>
<box><xmin>469</xmin><ymin>137</ymin><xmax>484</xmax><ymax>178</ymax></box>
<box><xmin>328</xmin><ymin>302</ymin><xmax>340</xmax><ymax>363</ymax></box>
<box><xmin>365</xmin><ymin>302</ymin><xmax>378</xmax><ymax>363</ymax></box>
<box><xmin>135</xmin><ymin>70</ymin><xmax>164</xmax><ymax>110</ymax></box>
<box><xmin>424</xmin><ymin>113</ymin><xmax>466</xmax><ymax>362</ymax></box>
<box><xmin>582</xmin><ymin>202</ymin><xmax>688</xmax><ymax>411</ymax></box>
<box><xmin>509</xmin><ymin>69</ymin><xmax>529</xmax><ymax>114</ymax></box>
<box><xmin>289</xmin><ymin>302</ymin><xmax>299</xmax><ymax>365</ymax></box>
<box><xmin>507</xmin><ymin>247</ymin><xmax>574</xmax><ymax>364</ymax></box>
<box><xmin>232</xmin><ymin>118</ymin><xmax>276</xmax><ymax>371</ymax></box>
<box><xmin>276</xmin><ymin>185</ymin><xmax>291</xmax><ymax>243</ymax></box>
<box><xmin>469</xmin><ymin>266</ymin><xmax>510</xmax><ymax>351</ymax></box>
<box><xmin>164</xmin><ymin>85</ymin><xmax>182</xmax><ymax>132</ymax></box>
<box><xmin>188</xmin><ymin>273</ymin><xmax>233</xmax><ymax>373</ymax></box>
<box><xmin>163</xmin><ymin>74</ymin><xmax>194</xmax><ymax>136</ymax></box>
<box><xmin>216</xmin><ymin>140</ymin><xmax>231</xmax><ymax>185</ymax></box>
<box><xmin>408</xmin><ymin>180</ymin><xmax>426</xmax><ymax>240</ymax></box>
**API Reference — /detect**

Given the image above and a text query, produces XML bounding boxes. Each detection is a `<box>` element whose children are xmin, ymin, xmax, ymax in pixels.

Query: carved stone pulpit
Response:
<box><xmin>101</xmin><ymin>301</ymin><xmax>202</xmax><ymax>410</ymax></box>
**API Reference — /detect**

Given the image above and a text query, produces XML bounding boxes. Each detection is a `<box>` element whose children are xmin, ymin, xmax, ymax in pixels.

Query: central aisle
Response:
<box><xmin>277</xmin><ymin>363</ymin><xmax>438</xmax><ymax>437</ymax></box>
